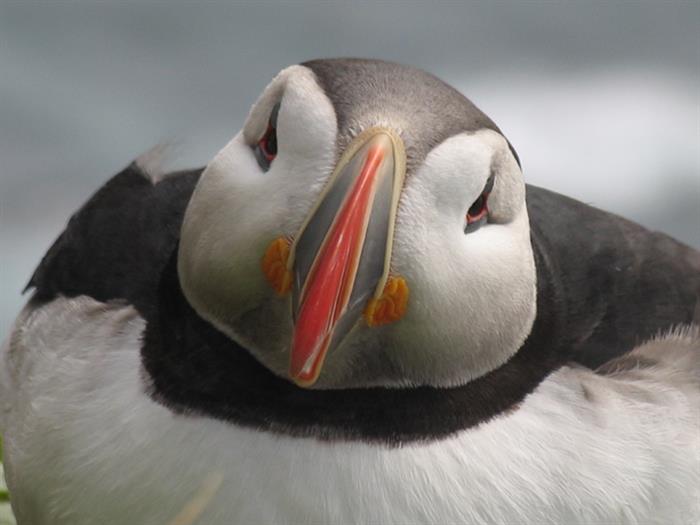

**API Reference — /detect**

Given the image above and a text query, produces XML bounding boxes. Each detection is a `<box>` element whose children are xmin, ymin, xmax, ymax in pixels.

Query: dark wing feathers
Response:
<box><xmin>27</xmin><ymin>162</ymin><xmax>202</xmax><ymax>316</ymax></box>
<box><xmin>526</xmin><ymin>185</ymin><xmax>700</xmax><ymax>368</ymax></box>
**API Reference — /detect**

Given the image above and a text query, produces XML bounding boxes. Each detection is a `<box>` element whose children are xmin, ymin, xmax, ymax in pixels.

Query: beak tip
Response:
<box><xmin>289</xmin><ymin>369</ymin><xmax>318</xmax><ymax>388</ymax></box>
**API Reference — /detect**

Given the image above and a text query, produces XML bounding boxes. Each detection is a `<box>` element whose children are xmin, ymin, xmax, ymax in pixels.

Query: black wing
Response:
<box><xmin>525</xmin><ymin>184</ymin><xmax>700</xmax><ymax>369</ymax></box>
<box><xmin>27</xmin><ymin>162</ymin><xmax>203</xmax><ymax>317</ymax></box>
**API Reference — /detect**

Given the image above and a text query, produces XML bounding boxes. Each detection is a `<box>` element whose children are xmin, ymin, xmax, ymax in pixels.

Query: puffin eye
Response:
<box><xmin>465</xmin><ymin>174</ymin><xmax>495</xmax><ymax>233</ymax></box>
<box><xmin>253</xmin><ymin>102</ymin><xmax>280</xmax><ymax>171</ymax></box>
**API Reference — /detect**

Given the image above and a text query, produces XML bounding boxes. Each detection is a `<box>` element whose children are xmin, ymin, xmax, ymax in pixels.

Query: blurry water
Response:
<box><xmin>1</xmin><ymin>2</ymin><xmax>698</xmax><ymax>339</ymax></box>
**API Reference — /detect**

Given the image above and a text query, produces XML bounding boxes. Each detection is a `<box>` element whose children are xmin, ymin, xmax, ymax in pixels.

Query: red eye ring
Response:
<box><xmin>465</xmin><ymin>174</ymin><xmax>494</xmax><ymax>233</ymax></box>
<box><xmin>466</xmin><ymin>192</ymin><xmax>489</xmax><ymax>224</ymax></box>
<box><xmin>252</xmin><ymin>102</ymin><xmax>281</xmax><ymax>172</ymax></box>
<box><xmin>257</xmin><ymin>124</ymin><xmax>277</xmax><ymax>162</ymax></box>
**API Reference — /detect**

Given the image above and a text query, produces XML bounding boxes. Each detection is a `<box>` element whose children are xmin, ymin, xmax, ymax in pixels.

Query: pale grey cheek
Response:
<box><xmin>229</xmin><ymin>297</ymin><xmax>294</xmax><ymax>372</ymax></box>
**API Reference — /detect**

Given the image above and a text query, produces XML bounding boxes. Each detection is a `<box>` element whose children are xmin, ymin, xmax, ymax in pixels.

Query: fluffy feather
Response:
<box><xmin>2</xmin><ymin>297</ymin><xmax>698</xmax><ymax>524</ymax></box>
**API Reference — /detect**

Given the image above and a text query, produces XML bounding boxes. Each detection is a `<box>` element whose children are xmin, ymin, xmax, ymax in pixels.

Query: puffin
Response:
<box><xmin>1</xmin><ymin>58</ymin><xmax>699</xmax><ymax>525</ymax></box>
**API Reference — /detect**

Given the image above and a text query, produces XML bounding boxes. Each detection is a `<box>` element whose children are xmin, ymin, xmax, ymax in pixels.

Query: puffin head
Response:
<box><xmin>178</xmin><ymin>58</ymin><xmax>536</xmax><ymax>389</ymax></box>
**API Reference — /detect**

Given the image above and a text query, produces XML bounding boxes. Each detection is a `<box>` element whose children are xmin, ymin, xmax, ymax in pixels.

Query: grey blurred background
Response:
<box><xmin>1</xmin><ymin>1</ymin><xmax>698</xmax><ymax>340</ymax></box>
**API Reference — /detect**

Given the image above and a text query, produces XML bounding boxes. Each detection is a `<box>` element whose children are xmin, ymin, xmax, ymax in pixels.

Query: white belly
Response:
<box><xmin>1</xmin><ymin>297</ymin><xmax>698</xmax><ymax>524</ymax></box>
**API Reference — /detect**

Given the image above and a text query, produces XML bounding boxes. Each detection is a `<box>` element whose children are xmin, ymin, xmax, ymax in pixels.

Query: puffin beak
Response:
<box><xmin>287</xmin><ymin>128</ymin><xmax>406</xmax><ymax>387</ymax></box>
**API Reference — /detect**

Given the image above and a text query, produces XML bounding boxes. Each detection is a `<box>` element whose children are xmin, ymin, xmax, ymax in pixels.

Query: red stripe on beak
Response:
<box><xmin>289</xmin><ymin>145</ymin><xmax>385</xmax><ymax>385</ymax></box>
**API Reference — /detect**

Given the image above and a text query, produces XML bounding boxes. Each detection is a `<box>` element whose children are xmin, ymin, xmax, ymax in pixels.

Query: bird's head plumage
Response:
<box><xmin>178</xmin><ymin>58</ymin><xmax>536</xmax><ymax>389</ymax></box>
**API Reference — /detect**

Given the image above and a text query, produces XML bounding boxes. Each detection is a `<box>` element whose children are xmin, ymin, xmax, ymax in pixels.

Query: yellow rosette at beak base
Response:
<box><xmin>363</xmin><ymin>275</ymin><xmax>409</xmax><ymax>327</ymax></box>
<box><xmin>261</xmin><ymin>237</ymin><xmax>292</xmax><ymax>296</ymax></box>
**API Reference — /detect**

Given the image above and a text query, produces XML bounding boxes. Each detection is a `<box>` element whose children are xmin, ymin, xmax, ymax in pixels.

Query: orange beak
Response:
<box><xmin>286</xmin><ymin>128</ymin><xmax>406</xmax><ymax>386</ymax></box>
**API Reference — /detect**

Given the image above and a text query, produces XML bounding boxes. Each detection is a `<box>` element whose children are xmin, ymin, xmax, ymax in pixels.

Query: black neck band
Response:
<box><xmin>141</xmin><ymin>245</ymin><xmax>561</xmax><ymax>444</ymax></box>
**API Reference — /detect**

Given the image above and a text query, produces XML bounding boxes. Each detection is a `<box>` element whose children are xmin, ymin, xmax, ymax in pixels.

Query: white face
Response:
<box><xmin>178</xmin><ymin>65</ymin><xmax>536</xmax><ymax>389</ymax></box>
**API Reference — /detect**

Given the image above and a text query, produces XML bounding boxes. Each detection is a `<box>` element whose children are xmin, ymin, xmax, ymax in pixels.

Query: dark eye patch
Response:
<box><xmin>464</xmin><ymin>173</ymin><xmax>495</xmax><ymax>234</ymax></box>
<box><xmin>254</xmin><ymin>102</ymin><xmax>281</xmax><ymax>171</ymax></box>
